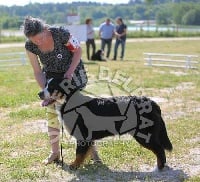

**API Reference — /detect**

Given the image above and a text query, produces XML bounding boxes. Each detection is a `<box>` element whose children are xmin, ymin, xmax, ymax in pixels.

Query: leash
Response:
<box><xmin>61</xmin><ymin>121</ymin><xmax>64</xmax><ymax>169</ymax></box>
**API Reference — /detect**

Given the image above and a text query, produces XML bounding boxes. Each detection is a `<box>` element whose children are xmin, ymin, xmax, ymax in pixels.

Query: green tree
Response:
<box><xmin>0</xmin><ymin>1</ymin><xmax>200</xmax><ymax>29</ymax></box>
<box><xmin>156</xmin><ymin>7</ymin><xmax>172</xmax><ymax>24</ymax></box>
<box><xmin>144</xmin><ymin>0</ymin><xmax>154</xmax><ymax>30</ymax></box>
<box><xmin>182</xmin><ymin>9</ymin><xmax>200</xmax><ymax>25</ymax></box>
<box><xmin>172</xmin><ymin>3</ymin><xmax>192</xmax><ymax>25</ymax></box>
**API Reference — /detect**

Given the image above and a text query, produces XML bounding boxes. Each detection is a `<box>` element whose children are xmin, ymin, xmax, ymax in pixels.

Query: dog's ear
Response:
<box><xmin>46</xmin><ymin>78</ymin><xmax>62</xmax><ymax>94</ymax></box>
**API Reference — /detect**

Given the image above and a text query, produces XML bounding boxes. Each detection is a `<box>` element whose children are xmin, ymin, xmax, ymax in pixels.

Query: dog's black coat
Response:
<box><xmin>91</xmin><ymin>49</ymin><xmax>105</xmax><ymax>61</ymax></box>
<box><xmin>39</xmin><ymin>78</ymin><xmax>173</xmax><ymax>170</ymax></box>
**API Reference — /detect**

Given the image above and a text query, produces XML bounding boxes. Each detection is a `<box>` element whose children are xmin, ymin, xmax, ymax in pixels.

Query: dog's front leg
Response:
<box><xmin>69</xmin><ymin>140</ymin><xmax>92</xmax><ymax>170</ymax></box>
<box><xmin>69</xmin><ymin>153</ymin><xmax>86</xmax><ymax>170</ymax></box>
<box><xmin>87</xmin><ymin>131</ymin><xmax>93</xmax><ymax>140</ymax></box>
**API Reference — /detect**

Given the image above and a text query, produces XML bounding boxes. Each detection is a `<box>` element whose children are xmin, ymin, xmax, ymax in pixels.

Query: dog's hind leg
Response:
<box><xmin>145</xmin><ymin>143</ymin><xmax>166</xmax><ymax>170</ymax></box>
<box><xmin>152</xmin><ymin>145</ymin><xmax>166</xmax><ymax>170</ymax></box>
<box><xmin>160</xmin><ymin>118</ymin><xmax>173</xmax><ymax>151</ymax></box>
<box><xmin>90</xmin><ymin>145</ymin><xmax>102</xmax><ymax>163</ymax></box>
<box><xmin>69</xmin><ymin>140</ymin><xmax>93</xmax><ymax>170</ymax></box>
<box><xmin>135</xmin><ymin>137</ymin><xmax>166</xmax><ymax>170</ymax></box>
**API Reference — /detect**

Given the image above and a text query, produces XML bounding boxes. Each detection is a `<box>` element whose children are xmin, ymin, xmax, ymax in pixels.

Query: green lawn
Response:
<box><xmin>0</xmin><ymin>39</ymin><xmax>199</xmax><ymax>181</ymax></box>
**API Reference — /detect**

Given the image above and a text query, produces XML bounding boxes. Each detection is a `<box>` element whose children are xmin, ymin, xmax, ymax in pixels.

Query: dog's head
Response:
<box><xmin>38</xmin><ymin>78</ymin><xmax>76</xmax><ymax>106</ymax></box>
<box><xmin>98</xmin><ymin>49</ymin><xmax>106</xmax><ymax>61</ymax></box>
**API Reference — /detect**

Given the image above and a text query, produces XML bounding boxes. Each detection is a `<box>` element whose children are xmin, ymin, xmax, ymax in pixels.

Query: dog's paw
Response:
<box><xmin>69</xmin><ymin>163</ymin><xmax>79</xmax><ymax>170</ymax></box>
<box><xmin>93</xmin><ymin>159</ymin><xmax>103</xmax><ymax>165</ymax></box>
<box><xmin>153</xmin><ymin>164</ymin><xmax>170</xmax><ymax>172</ymax></box>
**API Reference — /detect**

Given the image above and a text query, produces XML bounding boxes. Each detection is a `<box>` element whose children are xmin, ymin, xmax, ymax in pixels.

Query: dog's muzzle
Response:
<box><xmin>38</xmin><ymin>91</ymin><xmax>56</xmax><ymax>106</ymax></box>
<box><xmin>38</xmin><ymin>91</ymin><xmax>45</xmax><ymax>100</ymax></box>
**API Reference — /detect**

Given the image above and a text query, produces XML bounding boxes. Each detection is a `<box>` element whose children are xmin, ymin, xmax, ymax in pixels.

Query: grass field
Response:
<box><xmin>0</xmin><ymin>39</ymin><xmax>200</xmax><ymax>182</ymax></box>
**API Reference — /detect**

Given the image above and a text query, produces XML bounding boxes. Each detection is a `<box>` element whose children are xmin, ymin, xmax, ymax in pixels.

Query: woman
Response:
<box><xmin>23</xmin><ymin>16</ymin><xmax>101</xmax><ymax>165</ymax></box>
<box><xmin>112</xmin><ymin>17</ymin><xmax>127</xmax><ymax>61</ymax></box>
<box><xmin>85</xmin><ymin>18</ymin><xmax>96</xmax><ymax>60</ymax></box>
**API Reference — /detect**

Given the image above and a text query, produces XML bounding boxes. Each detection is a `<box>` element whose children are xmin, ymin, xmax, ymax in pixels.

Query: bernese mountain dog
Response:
<box><xmin>38</xmin><ymin>78</ymin><xmax>172</xmax><ymax>170</ymax></box>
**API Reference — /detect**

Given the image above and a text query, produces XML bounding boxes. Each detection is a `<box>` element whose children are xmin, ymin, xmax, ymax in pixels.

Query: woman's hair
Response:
<box><xmin>23</xmin><ymin>16</ymin><xmax>47</xmax><ymax>37</ymax></box>
<box><xmin>85</xmin><ymin>18</ymin><xmax>92</xmax><ymax>24</ymax></box>
<box><xmin>116</xmin><ymin>17</ymin><xmax>123</xmax><ymax>23</ymax></box>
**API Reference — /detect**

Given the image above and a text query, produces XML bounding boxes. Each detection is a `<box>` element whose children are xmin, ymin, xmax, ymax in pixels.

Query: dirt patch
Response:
<box><xmin>169</xmin><ymin>71</ymin><xmax>189</xmax><ymax>76</ymax></box>
<box><xmin>23</xmin><ymin>119</ymin><xmax>47</xmax><ymax>133</ymax></box>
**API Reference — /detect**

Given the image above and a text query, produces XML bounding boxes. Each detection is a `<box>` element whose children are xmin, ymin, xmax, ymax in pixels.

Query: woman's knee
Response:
<box><xmin>46</xmin><ymin>105</ymin><xmax>60</xmax><ymax>130</ymax></box>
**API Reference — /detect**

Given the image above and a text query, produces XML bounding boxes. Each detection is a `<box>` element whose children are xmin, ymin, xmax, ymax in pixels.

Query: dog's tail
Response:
<box><xmin>160</xmin><ymin>118</ymin><xmax>173</xmax><ymax>151</ymax></box>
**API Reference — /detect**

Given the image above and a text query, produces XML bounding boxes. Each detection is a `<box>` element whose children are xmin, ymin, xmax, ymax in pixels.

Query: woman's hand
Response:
<box><xmin>64</xmin><ymin>71</ymin><xmax>73</xmax><ymax>80</ymax></box>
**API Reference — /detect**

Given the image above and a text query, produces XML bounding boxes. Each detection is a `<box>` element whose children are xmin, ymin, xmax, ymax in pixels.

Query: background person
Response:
<box><xmin>112</xmin><ymin>17</ymin><xmax>127</xmax><ymax>61</ymax></box>
<box><xmin>85</xmin><ymin>18</ymin><xmax>96</xmax><ymax>60</ymax></box>
<box><xmin>99</xmin><ymin>18</ymin><xmax>115</xmax><ymax>59</ymax></box>
<box><xmin>23</xmin><ymin>16</ymin><xmax>101</xmax><ymax>165</ymax></box>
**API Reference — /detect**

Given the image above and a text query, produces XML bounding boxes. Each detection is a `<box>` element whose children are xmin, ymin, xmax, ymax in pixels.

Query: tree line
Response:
<box><xmin>0</xmin><ymin>1</ymin><xmax>200</xmax><ymax>29</ymax></box>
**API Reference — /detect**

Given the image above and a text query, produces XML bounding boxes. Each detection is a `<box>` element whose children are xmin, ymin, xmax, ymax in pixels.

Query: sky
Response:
<box><xmin>0</xmin><ymin>0</ymin><xmax>129</xmax><ymax>7</ymax></box>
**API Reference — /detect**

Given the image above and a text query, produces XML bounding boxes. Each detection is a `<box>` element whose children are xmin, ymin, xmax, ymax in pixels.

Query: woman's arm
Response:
<box><xmin>26</xmin><ymin>50</ymin><xmax>46</xmax><ymax>89</ymax></box>
<box><xmin>115</xmin><ymin>26</ymin><xmax>127</xmax><ymax>38</ymax></box>
<box><xmin>64</xmin><ymin>35</ymin><xmax>82</xmax><ymax>80</ymax></box>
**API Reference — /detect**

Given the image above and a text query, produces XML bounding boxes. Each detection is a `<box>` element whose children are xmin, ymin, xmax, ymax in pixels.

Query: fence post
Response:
<box><xmin>186</xmin><ymin>56</ymin><xmax>191</xmax><ymax>69</ymax></box>
<box><xmin>147</xmin><ymin>54</ymin><xmax>152</xmax><ymax>66</ymax></box>
<box><xmin>20</xmin><ymin>52</ymin><xmax>26</xmax><ymax>65</ymax></box>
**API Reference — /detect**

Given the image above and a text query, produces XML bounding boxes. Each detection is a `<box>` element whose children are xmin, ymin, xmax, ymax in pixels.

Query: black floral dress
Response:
<box><xmin>25</xmin><ymin>26</ymin><xmax>87</xmax><ymax>89</ymax></box>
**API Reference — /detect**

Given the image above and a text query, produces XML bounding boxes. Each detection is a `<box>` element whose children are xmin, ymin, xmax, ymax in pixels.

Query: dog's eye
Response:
<box><xmin>47</xmin><ymin>85</ymin><xmax>55</xmax><ymax>93</ymax></box>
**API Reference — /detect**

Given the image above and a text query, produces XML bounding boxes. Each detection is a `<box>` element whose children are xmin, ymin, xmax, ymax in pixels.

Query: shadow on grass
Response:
<box><xmin>83</xmin><ymin>61</ymin><xmax>98</xmax><ymax>65</ymax></box>
<box><xmin>56</xmin><ymin>160</ymin><xmax>188</xmax><ymax>182</ymax></box>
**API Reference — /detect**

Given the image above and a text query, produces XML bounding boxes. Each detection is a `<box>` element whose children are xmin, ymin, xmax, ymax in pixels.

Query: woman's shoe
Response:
<box><xmin>43</xmin><ymin>152</ymin><xmax>60</xmax><ymax>165</ymax></box>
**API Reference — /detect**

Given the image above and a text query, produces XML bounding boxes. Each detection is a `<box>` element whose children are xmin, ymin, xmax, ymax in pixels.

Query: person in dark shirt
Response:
<box><xmin>112</xmin><ymin>17</ymin><xmax>127</xmax><ymax>61</ymax></box>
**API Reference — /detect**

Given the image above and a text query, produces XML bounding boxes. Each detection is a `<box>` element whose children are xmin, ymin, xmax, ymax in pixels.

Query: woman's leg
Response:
<box><xmin>113</xmin><ymin>39</ymin><xmax>119</xmax><ymax>60</ymax></box>
<box><xmin>43</xmin><ymin>105</ymin><xmax>101</xmax><ymax>165</ymax></box>
<box><xmin>43</xmin><ymin>105</ymin><xmax>60</xmax><ymax>165</ymax></box>
<box><xmin>120</xmin><ymin>40</ymin><xmax>126</xmax><ymax>60</ymax></box>
<box><xmin>86</xmin><ymin>40</ymin><xmax>90</xmax><ymax>60</ymax></box>
<box><xmin>91</xmin><ymin>39</ymin><xmax>96</xmax><ymax>58</ymax></box>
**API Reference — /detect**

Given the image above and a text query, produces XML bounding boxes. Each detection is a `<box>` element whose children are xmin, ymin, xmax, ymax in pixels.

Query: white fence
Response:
<box><xmin>144</xmin><ymin>53</ymin><xmax>199</xmax><ymax>69</ymax></box>
<box><xmin>0</xmin><ymin>52</ymin><xmax>27</xmax><ymax>67</ymax></box>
